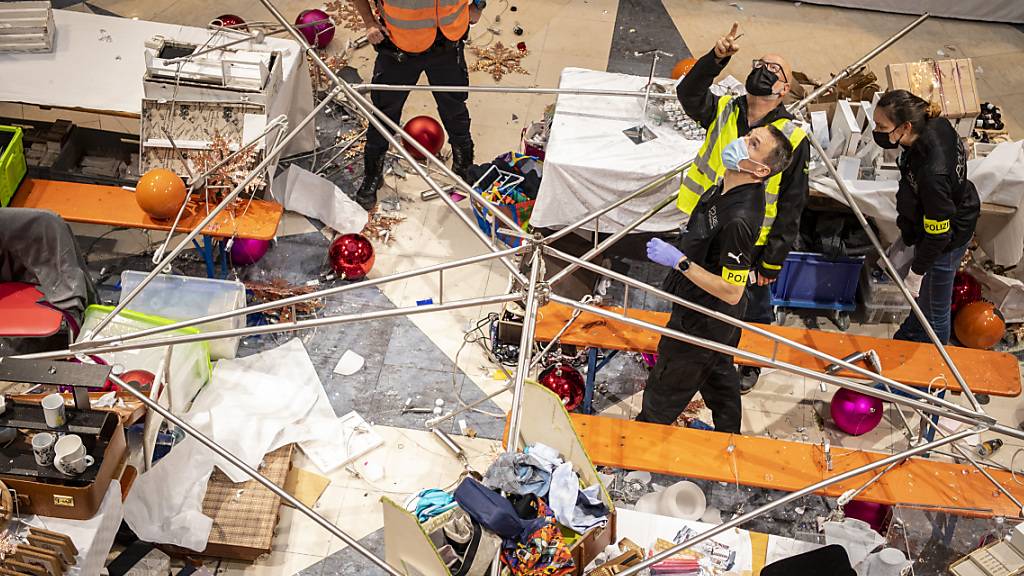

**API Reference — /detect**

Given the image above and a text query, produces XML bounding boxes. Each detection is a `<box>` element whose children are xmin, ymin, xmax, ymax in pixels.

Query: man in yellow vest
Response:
<box><xmin>352</xmin><ymin>0</ymin><xmax>484</xmax><ymax>209</ymax></box>
<box><xmin>676</xmin><ymin>22</ymin><xmax>810</xmax><ymax>394</ymax></box>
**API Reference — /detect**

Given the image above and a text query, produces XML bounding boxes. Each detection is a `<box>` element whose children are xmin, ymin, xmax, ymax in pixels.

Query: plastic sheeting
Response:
<box><xmin>274</xmin><ymin>164</ymin><xmax>369</xmax><ymax>234</ymax></box>
<box><xmin>969</xmin><ymin>141</ymin><xmax>1024</xmax><ymax>267</ymax></box>
<box><xmin>530</xmin><ymin>68</ymin><xmax>704</xmax><ymax>234</ymax></box>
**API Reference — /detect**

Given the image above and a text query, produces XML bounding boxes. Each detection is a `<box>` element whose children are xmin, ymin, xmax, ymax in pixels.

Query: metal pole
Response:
<box><xmin>352</xmin><ymin>83</ymin><xmax>680</xmax><ymax>99</ymax></box>
<box><xmin>256</xmin><ymin>0</ymin><xmax>527</xmax><ymax>286</ymax></box>
<box><xmin>65</xmin><ymin>246</ymin><xmax>523</xmax><ymax>351</ymax></box>
<box><xmin>549</xmin><ymin>295</ymin><xmax>1012</xmax><ymax>436</ymax></box>
<box><xmin>84</xmin><ymin>88</ymin><xmax>341</xmax><ymax>341</ymax></box>
<box><xmin>805</xmin><ymin>134</ymin><xmax>982</xmax><ymax>412</ymax></box>
<box><xmin>107</xmin><ymin>375</ymin><xmax>403</xmax><ymax>576</ymax></box>
<box><xmin>617</xmin><ymin>427</ymin><xmax>976</xmax><ymax>576</ymax></box>
<box><xmin>543</xmin><ymin>248</ymin><xmax>988</xmax><ymax>421</ymax></box>
<box><xmin>507</xmin><ymin>249</ymin><xmax>543</xmax><ymax>452</ymax></box>
<box><xmin>25</xmin><ymin>293</ymin><xmax>523</xmax><ymax>360</ymax></box>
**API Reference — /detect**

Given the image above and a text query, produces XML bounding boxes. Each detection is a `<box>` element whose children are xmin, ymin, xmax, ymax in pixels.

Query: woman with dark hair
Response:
<box><xmin>872</xmin><ymin>89</ymin><xmax>980</xmax><ymax>343</ymax></box>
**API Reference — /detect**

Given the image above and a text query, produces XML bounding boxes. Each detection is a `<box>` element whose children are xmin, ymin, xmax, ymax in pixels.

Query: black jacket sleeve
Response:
<box><xmin>755</xmin><ymin>137</ymin><xmax>810</xmax><ymax>279</ymax></box>
<box><xmin>910</xmin><ymin>169</ymin><xmax>956</xmax><ymax>275</ymax></box>
<box><xmin>677</xmin><ymin>49</ymin><xmax>729</xmax><ymax>129</ymax></box>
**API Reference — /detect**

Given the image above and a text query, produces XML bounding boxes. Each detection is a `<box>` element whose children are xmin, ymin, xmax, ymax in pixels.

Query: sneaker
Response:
<box><xmin>739</xmin><ymin>366</ymin><xmax>760</xmax><ymax>395</ymax></box>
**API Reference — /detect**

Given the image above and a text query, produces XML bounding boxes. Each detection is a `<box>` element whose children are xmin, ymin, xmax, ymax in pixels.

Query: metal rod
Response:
<box><xmin>618</xmin><ymin>427</ymin><xmax>976</xmax><ymax>576</ymax></box>
<box><xmin>439</xmin><ymin>268</ymin><xmax>444</xmax><ymax>304</ymax></box>
<box><xmin>426</xmin><ymin>380</ymin><xmax>513</xmax><ymax>428</ymax></box>
<box><xmin>636</xmin><ymin>52</ymin><xmax>660</xmax><ymax>131</ymax></box>
<box><xmin>352</xmin><ymin>83</ymin><xmax>680</xmax><ymax>99</ymax></box>
<box><xmin>257</xmin><ymin>0</ymin><xmax>527</xmax><ymax>286</ymax></box>
<box><xmin>507</xmin><ymin>249</ymin><xmax>542</xmax><ymax>452</ymax></box>
<box><xmin>27</xmin><ymin>293</ymin><xmax>523</xmax><ymax>360</ymax></box>
<box><xmin>314</xmin><ymin>128</ymin><xmax>367</xmax><ymax>175</ymax></box>
<box><xmin>543</xmin><ymin>248</ymin><xmax>988</xmax><ymax>422</ymax></box>
<box><xmin>549</xmin><ymin>295</ymin><xmax>1008</xmax><ymax>434</ymax></box>
<box><xmin>62</xmin><ymin>246</ymin><xmax>522</xmax><ymax>352</ymax></box>
<box><xmin>805</xmin><ymin>131</ymin><xmax>982</xmax><ymax>412</ymax></box>
<box><xmin>84</xmin><ymin>89</ymin><xmax>339</xmax><ymax>341</ymax></box>
<box><xmin>107</xmin><ymin>374</ymin><xmax>403</xmax><ymax>575</ymax></box>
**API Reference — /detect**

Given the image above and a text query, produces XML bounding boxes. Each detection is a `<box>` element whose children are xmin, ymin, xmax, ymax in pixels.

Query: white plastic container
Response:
<box><xmin>119</xmin><ymin>271</ymin><xmax>246</xmax><ymax>359</ymax></box>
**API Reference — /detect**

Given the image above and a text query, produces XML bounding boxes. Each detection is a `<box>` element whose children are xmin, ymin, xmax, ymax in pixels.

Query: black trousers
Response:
<box><xmin>366</xmin><ymin>43</ymin><xmax>473</xmax><ymax>155</ymax></box>
<box><xmin>636</xmin><ymin>311</ymin><xmax>742</xmax><ymax>434</ymax></box>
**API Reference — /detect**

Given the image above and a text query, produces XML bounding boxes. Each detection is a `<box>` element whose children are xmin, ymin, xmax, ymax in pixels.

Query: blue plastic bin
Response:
<box><xmin>770</xmin><ymin>252</ymin><xmax>865</xmax><ymax>328</ymax></box>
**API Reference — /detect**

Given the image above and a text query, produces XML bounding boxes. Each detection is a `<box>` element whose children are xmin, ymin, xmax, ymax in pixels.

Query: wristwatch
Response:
<box><xmin>675</xmin><ymin>257</ymin><xmax>690</xmax><ymax>273</ymax></box>
<box><xmin>473</xmin><ymin>0</ymin><xmax>487</xmax><ymax>8</ymax></box>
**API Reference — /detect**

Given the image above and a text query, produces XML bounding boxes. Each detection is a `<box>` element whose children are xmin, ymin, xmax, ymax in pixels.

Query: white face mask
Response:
<box><xmin>722</xmin><ymin>137</ymin><xmax>768</xmax><ymax>175</ymax></box>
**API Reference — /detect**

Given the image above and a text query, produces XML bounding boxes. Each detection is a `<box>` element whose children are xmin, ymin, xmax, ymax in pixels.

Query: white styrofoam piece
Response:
<box><xmin>333</xmin><ymin>349</ymin><xmax>365</xmax><ymax>376</ymax></box>
<box><xmin>838</xmin><ymin>155</ymin><xmax>861</xmax><ymax>181</ymax></box>
<box><xmin>830</xmin><ymin>99</ymin><xmax>862</xmax><ymax>157</ymax></box>
<box><xmin>242</xmin><ymin>113</ymin><xmax>269</xmax><ymax>151</ymax></box>
<box><xmin>810</xmin><ymin>110</ymin><xmax>830</xmax><ymax>149</ymax></box>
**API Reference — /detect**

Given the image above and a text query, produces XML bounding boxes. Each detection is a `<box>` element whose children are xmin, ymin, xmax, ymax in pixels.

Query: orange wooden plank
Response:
<box><xmin>535</xmin><ymin>303</ymin><xmax>1021</xmax><ymax>397</ymax></box>
<box><xmin>11</xmin><ymin>178</ymin><xmax>282</xmax><ymax>240</ymax></box>
<box><xmin>571</xmin><ymin>413</ymin><xmax>1024</xmax><ymax>518</ymax></box>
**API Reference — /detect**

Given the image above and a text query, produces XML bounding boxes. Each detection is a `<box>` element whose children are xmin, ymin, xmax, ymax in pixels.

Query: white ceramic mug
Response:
<box><xmin>31</xmin><ymin>432</ymin><xmax>56</xmax><ymax>467</ymax></box>
<box><xmin>41</xmin><ymin>393</ymin><xmax>66</xmax><ymax>428</ymax></box>
<box><xmin>54</xmin><ymin>434</ymin><xmax>94</xmax><ymax>476</ymax></box>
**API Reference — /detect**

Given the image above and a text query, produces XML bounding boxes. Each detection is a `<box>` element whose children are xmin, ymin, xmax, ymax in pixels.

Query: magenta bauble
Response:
<box><xmin>401</xmin><ymin>116</ymin><xmax>446</xmax><ymax>160</ymax></box>
<box><xmin>830</xmin><ymin>388</ymin><xmax>883</xmax><ymax>436</ymax></box>
<box><xmin>329</xmin><ymin>234</ymin><xmax>375</xmax><ymax>279</ymax></box>
<box><xmin>295</xmin><ymin>9</ymin><xmax>335</xmax><ymax>48</ymax></box>
<box><xmin>951</xmin><ymin>271</ymin><xmax>982</xmax><ymax>316</ymax></box>
<box><xmin>843</xmin><ymin>500</ymin><xmax>890</xmax><ymax>533</ymax></box>
<box><xmin>230</xmin><ymin>238</ymin><xmax>270</xmax><ymax>266</ymax></box>
<box><xmin>211</xmin><ymin>14</ymin><xmax>247</xmax><ymax>30</ymax></box>
<box><xmin>538</xmin><ymin>363</ymin><xmax>585</xmax><ymax>411</ymax></box>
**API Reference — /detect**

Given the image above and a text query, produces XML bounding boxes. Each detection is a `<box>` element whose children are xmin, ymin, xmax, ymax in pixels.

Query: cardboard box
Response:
<box><xmin>885</xmin><ymin>59</ymin><xmax>980</xmax><ymax>119</ymax></box>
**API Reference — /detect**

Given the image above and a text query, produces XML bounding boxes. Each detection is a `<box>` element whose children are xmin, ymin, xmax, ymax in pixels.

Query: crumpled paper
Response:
<box><xmin>124</xmin><ymin>338</ymin><xmax>355</xmax><ymax>550</ymax></box>
<box><xmin>274</xmin><ymin>164</ymin><xmax>368</xmax><ymax>234</ymax></box>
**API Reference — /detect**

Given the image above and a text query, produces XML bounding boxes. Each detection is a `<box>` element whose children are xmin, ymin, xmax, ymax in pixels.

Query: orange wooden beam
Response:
<box><xmin>534</xmin><ymin>303</ymin><xmax>1021</xmax><ymax>397</ymax></box>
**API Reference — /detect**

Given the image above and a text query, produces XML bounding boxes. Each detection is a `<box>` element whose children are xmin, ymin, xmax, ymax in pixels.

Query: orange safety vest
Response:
<box><xmin>379</xmin><ymin>0</ymin><xmax>470</xmax><ymax>55</ymax></box>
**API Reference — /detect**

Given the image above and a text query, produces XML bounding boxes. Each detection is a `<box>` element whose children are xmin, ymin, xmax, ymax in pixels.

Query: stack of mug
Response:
<box><xmin>32</xmin><ymin>394</ymin><xmax>95</xmax><ymax>477</ymax></box>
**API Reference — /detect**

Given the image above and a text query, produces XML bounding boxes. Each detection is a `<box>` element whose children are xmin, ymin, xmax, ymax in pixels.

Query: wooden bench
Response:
<box><xmin>570</xmin><ymin>412</ymin><xmax>1024</xmax><ymax>519</ymax></box>
<box><xmin>534</xmin><ymin>302</ymin><xmax>1021</xmax><ymax>397</ymax></box>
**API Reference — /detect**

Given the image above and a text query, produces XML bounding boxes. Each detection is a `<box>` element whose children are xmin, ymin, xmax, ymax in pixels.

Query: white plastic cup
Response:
<box><xmin>41</xmin><ymin>393</ymin><xmax>66</xmax><ymax>428</ymax></box>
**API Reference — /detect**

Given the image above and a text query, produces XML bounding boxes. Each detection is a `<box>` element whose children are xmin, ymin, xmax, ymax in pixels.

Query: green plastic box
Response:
<box><xmin>0</xmin><ymin>125</ymin><xmax>27</xmax><ymax>207</ymax></box>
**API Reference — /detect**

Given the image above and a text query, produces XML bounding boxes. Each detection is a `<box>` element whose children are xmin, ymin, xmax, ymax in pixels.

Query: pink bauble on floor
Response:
<box><xmin>402</xmin><ymin>116</ymin><xmax>446</xmax><ymax>160</ymax></box>
<box><xmin>295</xmin><ymin>9</ymin><xmax>335</xmax><ymax>48</ymax></box>
<box><xmin>843</xmin><ymin>500</ymin><xmax>891</xmax><ymax>533</ymax></box>
<box><xmin>830</xmin><ymin>388</ymin><xmax>884</xmax><ymax>436</ymax></box>
<box><xmin>230</xmin><ymin>238</ymin><xmax>270</xmax><ymax>265</ymax></box>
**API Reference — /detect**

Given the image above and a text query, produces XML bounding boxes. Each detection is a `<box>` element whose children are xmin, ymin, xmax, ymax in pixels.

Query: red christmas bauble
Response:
<box><xmin>951</xmin><ymin>271</ymin><xmax>982</xmax><ymax>316</ymax></box>
<box><xmin>955</xmin><ymin>300</ymin><xmax>1005</xmax><ymax>349</ymax></box>
<box><xmin>108</xmin><ymin>369</ymin><xmax>156</xmax><ymax>394</ymax></box>
<box><xmin>328</xmin><ymin>234</ymin><xmax>375</xmax><ymax>279</ymax></box>
<box><xmin>538</xmin><ymin>363</ymin><xmax>585</xmax><ymax>411</ymax></box>
<box><xmin>295</xmin><ymin>9</ymin><xmax>335</xmax><ymax>49</ymax></box>
<box><xmin>212</xmin><ymin>14</ymin><xmax>248</xmax><ymax>30</ymax></box>
<box><xmin>401</xmin><ymin>116</ymin><xmax>446</xmax><ymax>161</ymax></box>
<box><xmin>830</xmin><ymin>388</ymin><xmax>883</xmax><ymax>436</ymax></box>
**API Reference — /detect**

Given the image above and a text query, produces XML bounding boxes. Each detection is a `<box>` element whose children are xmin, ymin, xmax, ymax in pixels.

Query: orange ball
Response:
<box><xmin>954</xmin><ymin>301</ymin><xmax>1005</xmax><ymax>349</ymax></box>
<box><xmin>136</xmin><ymin>168</ymin><xmax>187</xmax><ymax>220</ymax></box>
<box><xmin>671</xmin><ymin>58</ymin><xmax>698</xmax><ymax>80</ymax></box>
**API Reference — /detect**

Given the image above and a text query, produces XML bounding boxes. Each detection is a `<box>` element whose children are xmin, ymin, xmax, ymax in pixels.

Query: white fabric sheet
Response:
<box><xmin>530</xmin><ymin>68</ymin><xmax>703</xmax><ymax>234</ymax></box>
<box><xmin>0</xmin><ymin>11</ymin><xmax>315</xmax><ymax>155</ymax></box>
<box><xmin>123</xmin><ymin>338</ymin><xmax>357</xmax><ymax>550</ymax></box>
<box><xmin>969</xmin><ymin>141</ymin><xmax>1024</xmax><ymax>267</ymax></box>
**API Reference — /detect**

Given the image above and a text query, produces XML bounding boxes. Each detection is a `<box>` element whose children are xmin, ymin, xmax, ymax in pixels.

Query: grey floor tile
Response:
<box><xmin>370</xmin><ymin>365</ymin><xmax>465</xmax><ymax>428</ymax></box>
<box><xmin>318</xmin><ymin>529</ymin><xmax>388</xmax><ymax>576</ymax></box>
<box><xmin>382</xmin><ymin>318</ymin><xmax>457</xmax><ymax>373</ymax></box>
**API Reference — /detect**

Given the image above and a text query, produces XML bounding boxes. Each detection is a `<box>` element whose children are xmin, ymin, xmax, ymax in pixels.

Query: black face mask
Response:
<box><xmin>872</xmin><ymin>128</ymin><xmax>901</xmax><ymax>149</ymax></box>
<box><xmin>745</xmin><ymin>67</ymin><xmax>779</xmax><ymax>97</ymax></box>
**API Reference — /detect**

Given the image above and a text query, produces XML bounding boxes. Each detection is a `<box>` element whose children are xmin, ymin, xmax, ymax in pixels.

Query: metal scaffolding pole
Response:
<box><xmin>506</xmin><ymin>249</ymin><xmax>543</xmax><ymax>452</ymax></box>
<box><xmin>63</xmin><ymin>246</ymin><xmax>524</xmax><ymax>351</ymax></box>
<box><xmin>107</xmin><ymin>375</ymin><xmax>404</xmax><ymax>575</ymax></box>
<box><xmin>617</xmin><ymin>427</ymin><xmax>977</xmax><ymax>576</ymax></box>
<box><xmin>549</xmin><ymin>295</ymin><xmax>1024</xmax><ymax>441</ymax></box>
<box><xmin>353</xmin><ymin>83</ymin><xmax>679</xmax><ymax>99</ymax></box>
<box><xmin>543</xmin><ymin>247</ymin><xmax>988</xmax><ymax>422</ymax></box>
<box><xmin>83</xmin><ymin>88</ymin><xmax>342</xmax><ymax>341</ymax></box>
<box><xmin>256</xmin><ymin>0</ymin><xmax>527</xmax><ymax>286</ymax></box>
<box><xmin>21</xmin><ymin>293</ymin><xmax>523</xmax><ymax>360</ymax></box>
<box><xmin>805</xmin><ymin>134</ymin><xmax>983</xmax><ymax>412</ymax></box>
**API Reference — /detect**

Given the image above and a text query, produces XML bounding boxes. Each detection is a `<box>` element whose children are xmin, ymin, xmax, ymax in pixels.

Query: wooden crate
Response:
<box><xmin>0</xmin><ymin>2</ymin><xmax>54</xmax><ymax>54</ymax></box>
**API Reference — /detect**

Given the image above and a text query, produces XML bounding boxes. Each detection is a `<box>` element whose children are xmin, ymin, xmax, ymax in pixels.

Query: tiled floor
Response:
<box><xmin>16</xmin><ymin>1</ymin><xmax>1024</xmax><ymax>574</ymax></box>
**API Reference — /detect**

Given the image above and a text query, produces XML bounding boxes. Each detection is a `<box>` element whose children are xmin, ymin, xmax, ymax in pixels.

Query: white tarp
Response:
<box><xmin>0</xmin><ymin>10</ymin><xmax>315</xmax><ymax>155</ymax></box>
<box><xmin>530</xmin><ymin>68</ymin><xmax>704</xmax><ymax>234</ymax></box>
<box><xmin>274</xmin><ymin>164</ymin><xmax>369</xmax><ymax>234</ymax></box>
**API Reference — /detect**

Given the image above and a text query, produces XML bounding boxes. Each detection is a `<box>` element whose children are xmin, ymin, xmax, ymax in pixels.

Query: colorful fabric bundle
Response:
<box><xmin>501</xmin><ymin>498</ymin><xmax>575</xmax><ymax>576</ymax></box>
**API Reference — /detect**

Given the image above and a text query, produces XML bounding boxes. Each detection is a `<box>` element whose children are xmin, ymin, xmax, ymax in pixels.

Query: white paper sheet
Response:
<box><xmin>334</xmin><ymin>349</ymin><xmax>365</xmax><ymax>376</ymax></box>
<box><xmin>274</xmin><ymin>164</ymin><xmax>370</xmax><ymax>234</ymax></box>
<box><xmin>530</xmin><ymin>68</ymin><xmax>705</xmax><ymax>234</ymax></box>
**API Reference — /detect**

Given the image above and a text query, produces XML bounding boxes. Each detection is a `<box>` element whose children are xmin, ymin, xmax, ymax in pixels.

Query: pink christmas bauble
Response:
<box><xmin>830</xmin><ymin>388</ymin><xmax>883</xmax><ymax>436</ymax></box>
<box><xmin>295</xmin><ymin>9</ymin><xmax>335</xmax><ymax>48</ymax></box>
<box><xmin>230</xmin><ymin>238</ymin><xmax>270</xmax><ymax>266</ymax></box>
<box><xmin>844</xmin><ymin>500</ymin><xmax>890</xmax><ymax>533</ymax></box>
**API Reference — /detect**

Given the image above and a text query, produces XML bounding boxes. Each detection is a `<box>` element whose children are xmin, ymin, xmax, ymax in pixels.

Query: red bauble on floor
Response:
<box><xmin>538</xmin><ymin>362</ymin><xmax>585</xmax><ymax>411</ymax></box>
<box><xmin>329</xmin><ymin>234</ymin><xmax>375</xmax><ymax>279</ymax></box>
<box><xmin>401</xmin><ymin>116</ymin><xmax>446</xmax><ymax>161</ymax></box>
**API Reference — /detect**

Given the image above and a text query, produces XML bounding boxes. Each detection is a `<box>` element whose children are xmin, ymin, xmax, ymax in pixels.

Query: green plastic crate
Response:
<box><xmin>0</xmin><ymin>125</ymin><xmax>27</xmax><ymax>207</ymax></box>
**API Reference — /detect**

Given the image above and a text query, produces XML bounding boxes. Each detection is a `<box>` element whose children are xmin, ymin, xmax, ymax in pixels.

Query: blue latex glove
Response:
<box><xmin>647</xmin><ymin>238</ymin><xmax>684</xmax><ymax>268</ymax></box>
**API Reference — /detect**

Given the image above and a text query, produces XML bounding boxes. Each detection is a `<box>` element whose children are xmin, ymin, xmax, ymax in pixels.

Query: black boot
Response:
<box><xmin>355</xmin><ymin>151</ymin><xmax>386</xmax><ymax>210</ymax></box>
<box><xmin>450</xmin><ymin>142</ymin><xmax>475</xmax><ymax>183</ymax></box>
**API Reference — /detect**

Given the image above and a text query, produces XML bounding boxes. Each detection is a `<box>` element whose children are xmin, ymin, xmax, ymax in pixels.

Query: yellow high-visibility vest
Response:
<box><xmin>676</xmin><ymin>95</ymin><xmax>807</xmax><ymax>246</ymax></box>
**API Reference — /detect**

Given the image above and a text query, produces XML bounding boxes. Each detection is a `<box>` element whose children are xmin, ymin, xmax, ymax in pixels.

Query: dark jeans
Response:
<box><xmin>366</xmin><ymin>43</ymin><xmax>472</xmax><ymax>155</ymax></box>
<box><xmin>637</xmin><ymin>327</ymin><xmax>742</xmax><ymax>433</ymax></box>
<box><xmin>894</xmin><ymin>242</ymin><xmax>970</xmax><ymax>344</ymax></box>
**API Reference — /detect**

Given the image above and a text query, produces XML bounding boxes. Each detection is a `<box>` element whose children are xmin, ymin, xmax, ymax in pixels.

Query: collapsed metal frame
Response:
<box><xmin>5</xmin><ymin>5</ymin><xmax>1022</xmax><ymax>574</ymax></box>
